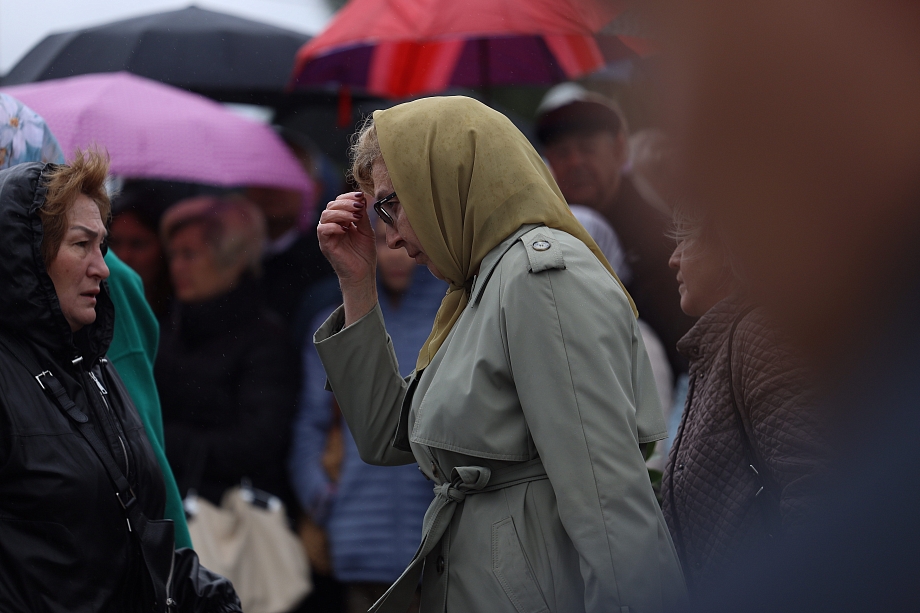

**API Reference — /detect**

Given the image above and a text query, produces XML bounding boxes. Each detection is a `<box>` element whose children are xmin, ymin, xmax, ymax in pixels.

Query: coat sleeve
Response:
<box><xmin>313</xmin><ymin>303</ymin><xmax>415</xmax><ymax>467</ymax></box>
<box><xmin>735</xmin><ymin>314</ymin><xmax>830</xmax><ymax>532</ymax></box>
<box><xmin>500</xmin><ymin>243</ymin><xmax>683</xmax><ymax>613</ymax></box>
<box><xmin>289</xmin><ymin>307</ymin><xmax>340</xmax><ymax>525</ymax></box>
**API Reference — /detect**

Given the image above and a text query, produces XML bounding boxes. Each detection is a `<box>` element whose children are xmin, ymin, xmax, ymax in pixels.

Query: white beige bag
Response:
<box><xmin>186</xmin><ymin>485</ymin><xmax>312</xmax><ymax>613</ymax></box>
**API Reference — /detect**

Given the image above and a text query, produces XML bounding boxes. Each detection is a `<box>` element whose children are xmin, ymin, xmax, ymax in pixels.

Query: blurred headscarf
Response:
<box><xmin>374</xmin><ymin>96</ymin><xmax>636</xmax><ymax>371</ymax></box>
<box><xmin>0</xmin><ymin>94</ymin><xmax>65</xmax><ymax>168</ymax></box>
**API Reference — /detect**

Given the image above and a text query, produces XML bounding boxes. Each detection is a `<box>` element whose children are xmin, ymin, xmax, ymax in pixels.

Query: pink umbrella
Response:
<box><xmin>1</xmin><ymin>72</ymin><xmax>313</xmax><ymax>200</ymax></box>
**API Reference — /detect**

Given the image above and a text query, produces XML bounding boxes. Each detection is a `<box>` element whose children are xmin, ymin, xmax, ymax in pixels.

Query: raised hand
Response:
<box><xmin>317</xmin><ymin>192</ymin><xmax>378</xmax><ymax>325</ymax></box>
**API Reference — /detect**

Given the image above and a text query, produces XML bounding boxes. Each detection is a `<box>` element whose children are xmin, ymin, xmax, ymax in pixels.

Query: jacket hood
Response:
<box><xmin>0</xmin><ymin>162</ymin><xmax>114</xmax><ymax>365</ymax></box>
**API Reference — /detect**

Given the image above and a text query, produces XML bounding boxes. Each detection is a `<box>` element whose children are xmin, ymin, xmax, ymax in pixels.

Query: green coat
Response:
<box><xmin>105</xmin><ymin>252</ymin><xmax>193</xmax><ymax>549</ymax></box>
<box><xmin>315</xmin><ymin>225</ymin><xmax>686</xmax><ymax>613</ymax></box>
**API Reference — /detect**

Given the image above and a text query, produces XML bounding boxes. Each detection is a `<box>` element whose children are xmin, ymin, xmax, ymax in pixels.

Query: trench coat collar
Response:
<box><xmin>470</xmin><ymin>223</ymin><xmax>541</xmax><ymax>304</ymax></box>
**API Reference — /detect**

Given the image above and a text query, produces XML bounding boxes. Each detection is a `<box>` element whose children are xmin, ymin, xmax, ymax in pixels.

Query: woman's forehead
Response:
<box><xmin>371</xmin><ymin>158</ymin><xmax>393</xmax><ymax>197</ymax></box>
<box><xmin>67</xmin><ymin>195</ymin><xmax>106</xmax><ymax>227</ymax></box>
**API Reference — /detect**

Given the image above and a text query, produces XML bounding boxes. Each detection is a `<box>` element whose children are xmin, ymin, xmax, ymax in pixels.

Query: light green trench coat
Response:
<box><xmin>315</xmin><ymin>225</ymin><xmax>687</xmax><ymax>613</ymax></box>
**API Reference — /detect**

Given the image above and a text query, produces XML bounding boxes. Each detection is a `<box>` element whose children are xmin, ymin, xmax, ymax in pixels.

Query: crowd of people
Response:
<box><xmin>1</xmin><ymin>0</ymin><xmax>918</xmax><ymax>609</ymax></box>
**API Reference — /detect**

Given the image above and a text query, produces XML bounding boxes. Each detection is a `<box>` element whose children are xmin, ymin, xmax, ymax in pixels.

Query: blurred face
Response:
<box><xmin>47</xmin><ymin>194</ymin><xmax>111</xmax><ymax>331</ymax></box>
<box><xmin>245</xmin><ymin>186</ymin><xmax>302</xmax><ymax>240</ymax></box>
<box><xmin>656</xmin><ymin>0</ymin><xmax>920</xmax><ymax>359</ymax></box>
<box><xmin>543</xmin><ymin>130</ymin><xmax>627</xmax><ymax>211</ymax></box>
<box><xmin>376</xmin><ymin>219</ymin><xmax>416</xmax><ymax>295</ymax></box>
<box><xmin>371</xmin><ymin>157</ymin><xmax>445</xmax><ymax>282</ymax></box>
<box><xmin>668</xmin><ymin>235</ymin><xmax>734</xmax><ymax>318</ymax></box>
<box><xmin>109</xmin><ymin>212</ymin><xmax>163</xmax><ymax>288</ymax></box>
<box><xmin>167</xmin><ymin>224</ymin><xmax>244</xmax><ymax>304</ymax></box>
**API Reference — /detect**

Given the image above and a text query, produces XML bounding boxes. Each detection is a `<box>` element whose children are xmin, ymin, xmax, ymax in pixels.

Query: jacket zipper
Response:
<box><xmin>92</xmin><ymin>367</ymin><xmax>173</xmax><ymax>611</ymax></box>
<box><xmin>165</xmin><ymin>547</ymin><xmax>177</xmax><ymax>610</ymax></box>
<box><xmin>89</xmin><ymin>370</ymin><xmax>130</xmax><ymax>479</ymax></box>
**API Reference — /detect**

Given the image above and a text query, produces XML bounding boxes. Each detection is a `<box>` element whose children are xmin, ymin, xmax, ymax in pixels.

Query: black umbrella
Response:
<box><xmin>1</xmin><ymin>6</ymin><xmax>310</xmax><ymax>94</ymax></box>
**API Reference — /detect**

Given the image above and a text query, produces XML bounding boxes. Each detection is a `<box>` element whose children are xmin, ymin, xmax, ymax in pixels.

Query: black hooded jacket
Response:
<box><xmin>0</xmin><ymin>163</ymin><xmax>165</xmax><ymax>612</ymax></box>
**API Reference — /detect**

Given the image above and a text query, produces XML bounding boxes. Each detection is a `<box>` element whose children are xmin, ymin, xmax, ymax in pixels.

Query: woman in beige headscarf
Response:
<box><xmin>314</xmin><ymin>96</ymin><xmax>686</xmax><ymax>613</ymax></box>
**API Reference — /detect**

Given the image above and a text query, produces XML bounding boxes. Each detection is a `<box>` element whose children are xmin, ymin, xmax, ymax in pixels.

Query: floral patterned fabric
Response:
<box><xmin>0</xmin><ymin>94</ymin><xmax>65</xmax><ymax>169</ymax></box>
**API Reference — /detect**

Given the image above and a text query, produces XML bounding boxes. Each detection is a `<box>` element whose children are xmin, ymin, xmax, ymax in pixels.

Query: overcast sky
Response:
<box><xmin>0</xmin><ymin>0</ymin><xmax>333</xmax><ymax>74</ymax></box>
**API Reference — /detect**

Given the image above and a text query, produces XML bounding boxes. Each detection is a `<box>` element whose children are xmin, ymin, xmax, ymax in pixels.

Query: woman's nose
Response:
<box><xmin>90</xmin><ymin>248</ymin><xmax>110</xmax><ymax>280</ymax></box>
<box><xmin>385</xmin><ymin>224</ymin><xmax>402</xmax><ymax>250</ymax></box>
<box><xmin>668</xmin><ymin>246</ymin><xmax>681</xmax><ymax>271</ymax></box>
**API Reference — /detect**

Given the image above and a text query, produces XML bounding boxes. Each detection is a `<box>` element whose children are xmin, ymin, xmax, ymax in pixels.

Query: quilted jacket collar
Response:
<box><xmin>677</xmin><ymin>295</ymin><xmax>747</xmax><ymax>366</ymax></box>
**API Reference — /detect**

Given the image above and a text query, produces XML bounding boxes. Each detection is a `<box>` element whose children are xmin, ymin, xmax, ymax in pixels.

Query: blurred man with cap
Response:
<box><xmin>537</xmin><ymin>83</ymin><xmax>694</xmax><ymax>374</ymax></box>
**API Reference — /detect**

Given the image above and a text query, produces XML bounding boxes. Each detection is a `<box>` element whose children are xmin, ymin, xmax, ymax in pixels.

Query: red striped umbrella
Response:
<box><xmin>290</xmin><ymin>0</ymin><xmax>644</xmax><ymax>99</ymax></box>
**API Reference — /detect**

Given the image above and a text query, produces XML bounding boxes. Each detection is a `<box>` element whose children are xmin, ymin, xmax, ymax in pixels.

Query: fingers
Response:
<box><xmin>316</xmin><ymin>221</ymin><xmax>347</xmax><ymax>237</ymax></box>
<box><xmin>320</xmin><ymin>192</ymin><xmax>366</xmax><ymax>230</ymax></box>
<box><xmin>353</xmin><ymin>199</ymin><xmax>374</xmax><ymax>235</ymax></box>
<box><xmin>334</xmin><ymin>190</ymin><xmax>365</xmax><ymax>202</ymax></box>
<box><xmin>319</xmin><ymin>208</ymin><xmax>362</xmax><ymax>227</ymax></box>
<box><xmin>327</xmin><ymin>192</ymin><xmax>365</xmax><ymax>211</ymax></box>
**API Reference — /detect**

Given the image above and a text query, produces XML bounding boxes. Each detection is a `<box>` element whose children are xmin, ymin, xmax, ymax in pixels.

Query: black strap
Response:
<box><xmin>41</xmin><ymin>370</ymin><xmax>142</xmax><ymax>519</ymax></box>
<box><xmin>727</xmin><ymin>308</ymin><xmax>783</xmax><ymax>538</ymax></box>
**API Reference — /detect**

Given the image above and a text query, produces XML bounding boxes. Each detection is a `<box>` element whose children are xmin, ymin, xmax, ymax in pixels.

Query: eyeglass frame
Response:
<box><xmin>372</xmin><ymin>191</ymin><xmax>398</xmax><ymax>227</ymax></box>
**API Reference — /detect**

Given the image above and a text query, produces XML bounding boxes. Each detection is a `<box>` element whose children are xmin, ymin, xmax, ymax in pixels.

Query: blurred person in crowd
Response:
<box><xmin>653</xmin><ymin>0</ymin><xmax>920</xmax><ymax>610</ymax></box>
<box><xmin>627</xmin><ymin>129</ymin><xmax>695</xmax><ymax>467</ymax></box>
<box><xmin>315</xmin><ymin>97</ymin><xmax>685</xmax><ymax>613</ymax></box>
<box><xmin>110</xmin><ymin>180</ymin><xmax>200</xmax><ymax>320</ymax></box>
<box><xmin>0</xmin><ymin>94</ymin><xmax>192</xmax><ymax>549</ymax></box>
<box><xmin>0</xmin><ymin>150</ymin><xmax>238</xmax><ymax>612</ymax></box>
<box><xmin>246</xmin><ymin>181</ymin><xmax>333</xmax><ymax>327</ymax></box>
<box><xmin>277</xmin><ymin>128</ymin><xmax>353</xmax><ymax>351</ymax></box>
<box><xmin>569</xmin><ymin>204</ymin><xmax>674</xmax><ymax>469</ymax></box>
<box><xmin>291</xmin><ymin>213</ymin><xmax>445</xmax><ymax>613</ymax></box>
<box><xmin>661</xmin><ymin>206</ymin><xmax>828</xmax><ymax>592</ymax></box>
<box><xmin>568</xmin><ymin>204</ymin><xmax>633</xmax><ymax>285</ymax></box>
<box><xmin>279</xmin><ymin>126</ymin><xmax>347</xmax><ymax>215</ymax></box>
<box><xmin>537</xmin><ymin>83</ymin><xmax>695</xmax><ymax>376</ymax></box>
<box><xmin>105</xmin><ymin>250</ymin><xmax>194</xmax><ymax>549</ymax></box>
<box><xmin>628</xmin><ymin>129</ymin><xmax>678</xmax><ymax>216</ymax></box>
<box><xmin>108</xmin><ymin>183</ymin><xmax>202</xmax><ymax>549</ymax></box>
<box><xmin>156</xmin><ymin>196</ymin><xmax>298</xmax><ymax>508</ymax></box>
<box><xmin>245</xmin><ymin>185</ymin><xmax>330</xmax><ymax>323</ymax></box>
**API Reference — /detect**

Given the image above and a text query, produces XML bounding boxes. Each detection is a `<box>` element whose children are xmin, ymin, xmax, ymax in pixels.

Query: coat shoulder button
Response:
<box><xmin>520</xmin><ymin>228</ymin><xmax>565</xmax><ymax>272</ymax></box>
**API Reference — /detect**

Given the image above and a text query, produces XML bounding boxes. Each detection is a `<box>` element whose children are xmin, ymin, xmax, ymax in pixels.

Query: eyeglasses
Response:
<box><xmin>372</xmin><ymin>192</ymin><xmax>398</xmax><ymax>227</ymax></box>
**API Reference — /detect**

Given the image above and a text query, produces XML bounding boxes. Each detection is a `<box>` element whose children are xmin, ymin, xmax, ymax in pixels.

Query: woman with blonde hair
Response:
<box><xmin>314</xmin><ymin>96</ymin><xmax>686</xmax><ymax>613</ymax></box>
<box><xmin>663</xmin><ymin>206</ymin><xmax>828</xmax><ymax>591</ymax></box>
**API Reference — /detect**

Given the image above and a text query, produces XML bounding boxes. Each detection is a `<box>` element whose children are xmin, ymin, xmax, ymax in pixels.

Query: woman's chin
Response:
<box><xmin>425</xmin><ymin>262</ymin><xmax>445</xmax><ymax>282</ymax></box>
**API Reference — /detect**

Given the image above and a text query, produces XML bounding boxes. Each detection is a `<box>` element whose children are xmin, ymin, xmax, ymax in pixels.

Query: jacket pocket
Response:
<box><xmin>492</xmin><ymin>517</ymin><xmax>550</xmax><ymax>613</ymax></box>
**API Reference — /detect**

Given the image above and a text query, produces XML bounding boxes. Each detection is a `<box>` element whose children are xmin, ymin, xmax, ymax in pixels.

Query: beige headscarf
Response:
<box><xmin>375</xmin><ymin>96</ymin><xmax>637</xmax><ymax>371</ymax></box>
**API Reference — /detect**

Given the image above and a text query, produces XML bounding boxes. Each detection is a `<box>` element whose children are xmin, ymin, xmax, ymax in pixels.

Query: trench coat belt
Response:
<box><xmin>369</xmin><ymin>457</ymin><xmax>548</xmax><ymax>613</ymax></box>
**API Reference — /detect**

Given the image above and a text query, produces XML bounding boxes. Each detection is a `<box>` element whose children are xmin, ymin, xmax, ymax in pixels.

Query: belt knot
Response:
<box><xmin>433</xmin><ymin>465</ymin><xmax>492</xmax><ymax>503</ymax></box>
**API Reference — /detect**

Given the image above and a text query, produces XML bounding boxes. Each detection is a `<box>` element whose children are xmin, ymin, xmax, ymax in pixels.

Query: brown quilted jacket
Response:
<box><xmin>661</xmin><ymin>297</ymin><xmax>828</xmax><ymax>590</ymax></box>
